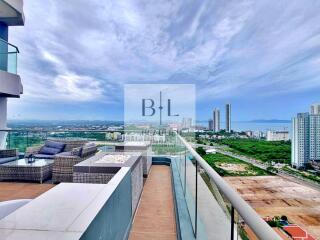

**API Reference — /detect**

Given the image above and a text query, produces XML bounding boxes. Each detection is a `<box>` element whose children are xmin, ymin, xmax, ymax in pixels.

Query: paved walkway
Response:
<box><xmin>0</xmin><ymin>182</ymin><xmax>54</xmax><ymax>202</ymax></box>
<box><xmin>129</xmin><ymin>165</ymin><xmax>177</xmax><ymax>240</ymax></box>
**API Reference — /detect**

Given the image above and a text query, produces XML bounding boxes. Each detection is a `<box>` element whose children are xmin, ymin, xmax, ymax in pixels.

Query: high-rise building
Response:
<box><xmin>311</xmin><ymin>103</ymin><xmax>320</xmax><ymax>115</ymax></box>
<box><xmin>226</xmin><ymin>104</ymin><xmax>231</xmax><ymax>132</ymax></box>
<box><xmin>0</xmin><ymin>1</ymin><xmax>24</xmax><ymax>149</ymax></box>
<box><xmin>181</xmin><ymin>117</ymin><xmax>192</xmax><ymax>129</ymax></box>
<box><xmin>292</xmin><ymin>105</ymin><xmax>320</xmax><ymax>168</ymax></box>
<box><xmin>208</xmin><ymin>119</ymin><xmax>213</xmax><ymax>130</ymax></box>
<box><xmin>213</xmin><ymin>108</ymin><xmax>220</xmax><ymax>133</ymax></box>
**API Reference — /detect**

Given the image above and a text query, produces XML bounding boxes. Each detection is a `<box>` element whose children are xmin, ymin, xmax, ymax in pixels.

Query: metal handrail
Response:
<box><xmin>177</xmin><ymin>133</ymin><xmax>282</xmax><ymax>240</ymax></box>
<box><xmin>0</xmin><ymin>38</ymin><xmax>19</xmax><ymax>53</ymax></box>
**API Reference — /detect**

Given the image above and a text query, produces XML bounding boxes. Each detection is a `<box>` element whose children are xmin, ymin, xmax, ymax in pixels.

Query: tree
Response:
<box><xmin>196</xmin><ymin>139</ymin><xmax>203</xmax><ymax>145</ymax></box>
<box><xmin>196</xmin><ymin>147</ymin><xmax>206</xmax><ymax>156</ymax></box>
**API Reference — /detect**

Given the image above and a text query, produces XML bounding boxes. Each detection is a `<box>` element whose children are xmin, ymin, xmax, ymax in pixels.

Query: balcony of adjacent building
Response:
<box><xmin>0</xmin><ymin>0</ymin><xmax>24</xmax><ymax>98</ymax></box>
<box><xmin>0</xmin><ymin>38</ymin><xmax>22</xmax><ymax>98</ymax></box>
<box><xmin>0</xmin><ymin>129</ymin><xmax>282</xmax><ymax>240</ymax></box>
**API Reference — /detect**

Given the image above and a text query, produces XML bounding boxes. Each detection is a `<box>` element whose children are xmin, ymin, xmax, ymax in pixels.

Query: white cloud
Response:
<box><xmin>8</xmin><ymin>0</ymin><xmax>320</xmax><ymax>106</ymax></box>
<box><xmin>53</xmin><ymin>73</ymin><xmax>104</xmax><ymax>102</ymax></box>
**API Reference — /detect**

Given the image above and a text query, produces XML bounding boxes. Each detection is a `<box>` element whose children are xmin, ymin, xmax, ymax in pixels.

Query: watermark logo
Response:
<box><xmin>142</xmin><ymin>91</ymin><xmax>179</xmax><ymax>125</ymax></box>
<box><xmin>124</xmin><ymin>84</ymin><xmax>195</xmax><ymax>127</ymax></box>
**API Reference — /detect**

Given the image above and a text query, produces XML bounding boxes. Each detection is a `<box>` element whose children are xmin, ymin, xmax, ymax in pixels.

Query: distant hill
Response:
<box><xmin>196</xmin><ymin>119</ymin><xmax>291</xmax><ymax>123</ymax></box>
<box><xmin>249</xmin><ymin>119</ymin><xmax>291</xmax><ymax>123</ymax></box>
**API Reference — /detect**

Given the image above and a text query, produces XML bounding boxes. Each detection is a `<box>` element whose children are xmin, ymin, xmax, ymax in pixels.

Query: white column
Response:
<box><xmin>0</xmin><ymin>97</ymin><xmax>7</xmax><ymax>149</ymax></box>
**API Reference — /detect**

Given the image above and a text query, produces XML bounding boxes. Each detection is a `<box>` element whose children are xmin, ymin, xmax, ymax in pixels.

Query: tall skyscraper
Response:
<box><xmin>208</xmin><ymin>119</ymin><xmax>213</xmax><ymax>130</ymax></box>
<box><xmin>292</xmin><ymin>104</ymin><xmax>320</xmax><ymax>168</ymax></box>
<box><xmin>213</xmin><ymin>108</ymin><xmax>220</xmax><ymax>133</ymax></box>
<box><xmin>226</xmin><ymin>104</ymin><xmax>231</xmax><ymax>132</ymax></box>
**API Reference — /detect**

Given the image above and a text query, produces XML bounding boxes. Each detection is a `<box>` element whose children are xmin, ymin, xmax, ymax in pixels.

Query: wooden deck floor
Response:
<box><xmin>0</xmin><ymin>182</ymin><xmax>54</xmax><ymax>202</ymax></box>
<box><xmin>129</xmin><ymin>165</ymin><xmax>177</xmax><ymax>240</ymax></box>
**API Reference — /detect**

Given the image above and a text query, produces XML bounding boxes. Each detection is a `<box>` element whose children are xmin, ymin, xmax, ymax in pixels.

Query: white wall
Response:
<box><xmin>0</xmin><ymin>70</ymin><xmax>23</xmax><ymax>97</ymax></box>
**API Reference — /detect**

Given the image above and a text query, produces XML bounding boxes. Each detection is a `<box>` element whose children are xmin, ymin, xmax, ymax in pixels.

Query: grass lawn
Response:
<box><xmin>213</xmin><ymin>139</ymin><xmax>291</xmax><ymax>164</ymax></box>
<box><xmin>204</xmin><ymin>153</ymin><xmax>271</xmax><ymax>177</ymax></box>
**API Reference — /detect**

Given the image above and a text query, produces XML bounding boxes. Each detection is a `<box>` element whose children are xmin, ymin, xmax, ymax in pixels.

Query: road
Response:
<box><xmin>192</xmin><ymin>143</ymin><xmax>320</xmax><ymax>191</ymax></box>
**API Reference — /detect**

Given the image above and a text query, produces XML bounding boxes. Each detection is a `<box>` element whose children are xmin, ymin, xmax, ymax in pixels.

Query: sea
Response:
<box><xmin>197</xmin><ymin>121</ymin><xmax>291</xmax><ymax>133</ymax></box>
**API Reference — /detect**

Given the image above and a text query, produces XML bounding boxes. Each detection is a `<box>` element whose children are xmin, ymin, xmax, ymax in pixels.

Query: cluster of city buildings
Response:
<box><xmin>208</xmin><ymin>104</ymin><xmax>231</xmax><ymax>133</ymax></box>
<box><xmin>105</xmin><ymin>132</ymin><xmax>167</xmax><ymax>143</ymax></box>
<box><xmin>206</xmin><ymin>103</ymin><xmax>290</xmax><ymax>141</ymax></box>
<box><xmin>292</xmin><ymin>103</ymin><xmax>320</xmax><ymax>168</ymax></box>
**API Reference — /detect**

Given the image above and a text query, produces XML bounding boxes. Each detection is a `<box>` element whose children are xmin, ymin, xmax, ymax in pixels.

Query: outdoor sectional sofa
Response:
<box><xmin>25</xmin><ymin>139</ymin><xmax>98</xmax><ymax>183</ymax></box>
<box><xmin>25</xmin><ymin>139</ymin><xmax>87</xmax><ymax>159</ymax></box>
<box><xmin>53</xmin><ymin>143</ymin><xmax>98</xmax><ymax>183</ymax></box>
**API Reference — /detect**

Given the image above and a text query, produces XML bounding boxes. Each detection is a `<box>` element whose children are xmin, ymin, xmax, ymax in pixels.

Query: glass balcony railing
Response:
<box><xmin>0</xmin><ymin>38</ymin><xmax>19</xmax><ymax>74</ymax></box>
<box><xmin>0</xmin><ymin>129</ymin><xmax>281</xmax><ymax>240</ymax></box>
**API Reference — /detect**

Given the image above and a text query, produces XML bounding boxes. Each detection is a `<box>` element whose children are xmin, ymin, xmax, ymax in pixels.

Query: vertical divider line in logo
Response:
<box><xmin>159</xmin><ymin>91</ymin><xmax>163</xmax><ymax>125</ymax></box>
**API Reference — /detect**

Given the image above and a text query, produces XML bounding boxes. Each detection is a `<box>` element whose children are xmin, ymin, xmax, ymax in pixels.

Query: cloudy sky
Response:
<box><xmin>7</xmin><ymin>0</ymin><xmax>320</xmax><ymax>121</ymax></box>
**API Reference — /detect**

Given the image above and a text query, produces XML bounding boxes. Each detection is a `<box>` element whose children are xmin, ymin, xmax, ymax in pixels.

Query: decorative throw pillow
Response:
<box><xmin>39</xmin><ymin>146</ymin><xmax>61</xmax><ymax>155</ymax></box>
<box><xmin>45</xmin><ymin>141</ymin><xmax>66</xmax><ymax>152</ymax></box>
<box><xmin>71</xmin><ymin>147</ymin><xmax>83</xmax><ymax>157</ymax></box>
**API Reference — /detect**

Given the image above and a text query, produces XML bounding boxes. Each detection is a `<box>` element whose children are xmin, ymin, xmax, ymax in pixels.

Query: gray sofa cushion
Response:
<box><xmin>80</xmin><ymin>143</ymin><xmax>97</xmax><ymax>158</ymax></box>
<box><xmin>84</xmin><ymin>142</ymin><xmax>96</xmax><ymax>147</ymax></box>
<box><xmin>0</xmin><ymin>157</ymin><xmax>18</xmax><ymax>164</ymax></box>
<box><xmin>39</xmin><ymin>146</ymin><xmax>61</xmax><ymax>155</ymax></box>
<box><xmin>45</xmin><ymin>141</ymin><xmax>66</xmax><ymax>152</ymax></box>
<box><xmin>33</xmin><ymin>154</ymin><xmax>55</xmax><ymax>159</ymax></box>
<box><xmin>56</xmin><ymin>152</ymin><xmax>73</xmax><ymax>157</ymax></box>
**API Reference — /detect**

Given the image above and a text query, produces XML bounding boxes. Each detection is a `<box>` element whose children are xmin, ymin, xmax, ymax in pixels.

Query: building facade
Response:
<box><xmin>266</xmin><ymin>130</ymin><xmax>289</xmax><ymax>141</ymax></box>
<box><xmin>213</xmin><ymin>108</ymin><xmax>220</xmax><ymax>133</ymax></box>
<box><xmin>0</xmin><ymin>0</ymin><xmax>24</xmax><ymax>149</ymax></box>
<box><xmin>292</xmin><ymin>105</ymin><xmax>320</xmax><ymax>168</ymax></box>
<box><xmin>226</xmin><ymin>104</ymin><xmax>231</xmax><ymax>132</ymax></box>
<box><xmin>181</xmin><ymin>117</ymin><xmax>192</xmax><ymax>129</ymax></box>
<box><xmin>311</xmin><ymin>103</ymin><xmax>320</xmax><ymax>115</ymax></box>
<box><xmin>208</xmin><ymin>119</ymin><xmax>213</xmax><ymax>130</ymax></box>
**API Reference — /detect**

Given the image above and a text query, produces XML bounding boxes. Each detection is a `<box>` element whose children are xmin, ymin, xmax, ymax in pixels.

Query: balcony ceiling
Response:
<box><xmin>0</xmin><ymin>0</ymin><xmax>24</xmax><ymax>26</ymax></box>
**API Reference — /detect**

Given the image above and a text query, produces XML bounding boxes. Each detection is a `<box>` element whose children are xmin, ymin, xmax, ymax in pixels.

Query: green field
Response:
<box><xmin>203</xmin><ymin>153</ymin><xmax>271</xmax><ymax>177</ymax></box>
<box><xmin>151</xmin><ymin>144</ymin><xmax>185</xmax><ymax>155</ymax></box>
<box><xmin>213</xmin><ymin>139</ymin><xmax>291</xmax><ymax>164</ymax></box>
<box><xmin>6</xmin><ymin>132</ymin><xmax>111</xmax><ymax>152</ymax></box>
<box><xmin>282</xmin><ymin>166</ymin><xmax>320</xmax><ymax>184</ymax></box>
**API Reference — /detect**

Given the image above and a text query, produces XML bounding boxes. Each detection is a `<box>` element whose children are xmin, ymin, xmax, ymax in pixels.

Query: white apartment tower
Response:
<box><xmin>311</xmin><ymin>103</ymin><xmax>320</xmax><ymax>115</ymax></box>
<box><xmin>0</xmin><ymin>0</ymin><xmax>24</xmax><ymax>149</ymax></box>
<box><xmin>213</xmin><ymin>108</ymin><xmax>220</xmax><ymax>133</ymax></box>
<box><xmin>292</xmin><ymin>104</ymin><xmax>320</xmax><ymax>168</ymax></box>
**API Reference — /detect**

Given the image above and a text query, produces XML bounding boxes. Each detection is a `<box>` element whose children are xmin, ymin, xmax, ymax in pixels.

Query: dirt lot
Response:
<box><xmin>218</xmin><ymin>163</ymin><xmax>247</xmax><ymax>172</ymax></box>
<box><xmin>225</xmin><ymin>176</ymin><xmax>320</xmax><ymax>239</ymax></box>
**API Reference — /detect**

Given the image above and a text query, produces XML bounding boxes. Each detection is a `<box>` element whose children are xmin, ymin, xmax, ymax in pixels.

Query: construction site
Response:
<box><xmin>225</xmin><ymin>176</ymin><xmax>320</xmax><ymax>239</ymax></box>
